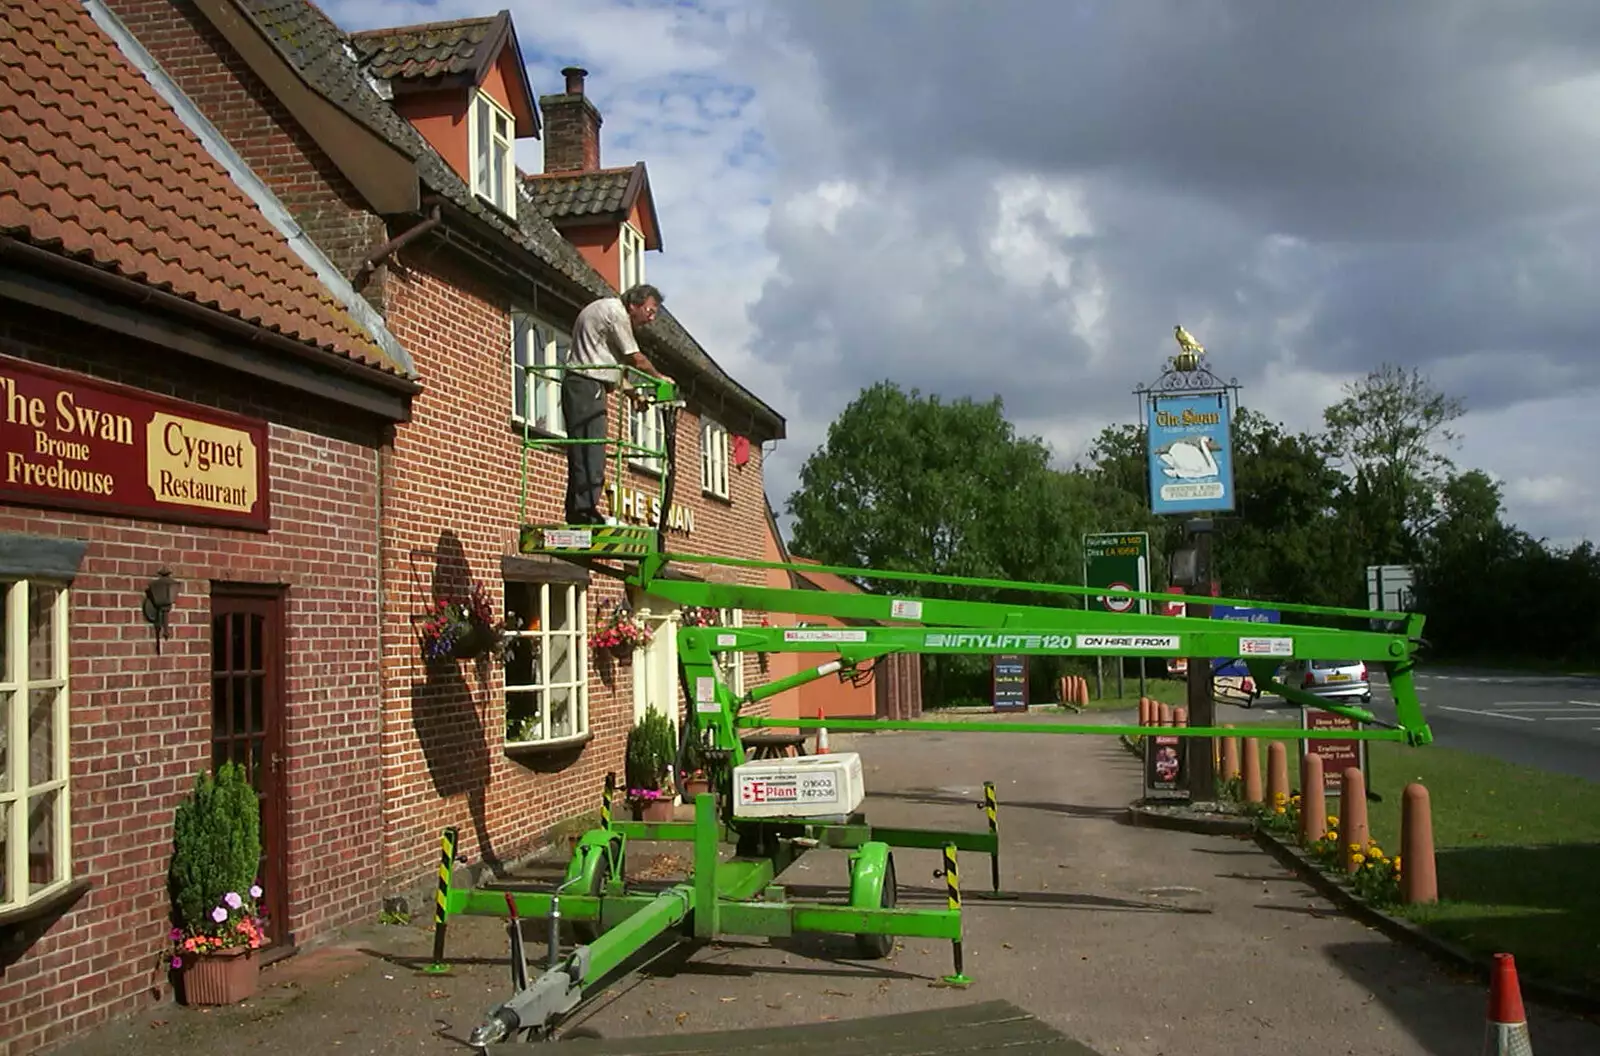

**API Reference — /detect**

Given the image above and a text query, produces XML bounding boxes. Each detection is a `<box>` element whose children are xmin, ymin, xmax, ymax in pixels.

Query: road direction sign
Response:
<box><xmin>1084</xmin><ymin>533</ymin><xmax>1150</xmax><ymax>614</ymax></box>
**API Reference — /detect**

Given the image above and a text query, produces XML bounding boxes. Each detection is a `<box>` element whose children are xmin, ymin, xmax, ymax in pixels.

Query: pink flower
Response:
<box><xmin>249</xmin><ymin>885</ymin><xmax>263</xmax><ymax>899</ymax></box>
<box><xmin>211</xmin><ymin>906</ymin><xmax>228</xmax><ymax>923</ymax></box>
<box><xmin>170</xmin><ymin>956</ymin><xmax>183</xmax><ymax>970</ymax></box>
<box><xmin>169</xmin><ymin>927</ymin><xmax>183</xmax><ymax>942</ymax></box>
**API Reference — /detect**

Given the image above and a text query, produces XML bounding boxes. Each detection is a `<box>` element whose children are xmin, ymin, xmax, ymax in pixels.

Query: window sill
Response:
<box><xmin>628</xmin><ymin>462</ymin><xmax>664</xmax><ymax>479</ymax></box>
<box><xmin>0</xmin><ymin>875</ymin><xmax>93</xmax><ymax>939</ymax></box>
<box><xmin>511</xmin><ymin>418</ymin><xmax>567</xmax><ymax>443</ymax></box>
<box><xmin>504</xmin><ymin>731</ymin><xmax>593</xmax><ymax>756</ymax></box>
<box><xmin>701</xmin><ymin>488</ymin><xmax>733</xmax><ymax>506</ymax></box>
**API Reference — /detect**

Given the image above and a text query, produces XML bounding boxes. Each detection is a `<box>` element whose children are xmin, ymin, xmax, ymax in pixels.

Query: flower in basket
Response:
<box><xmin>679</xmin><ymin>605</ymin><xmax>721</xmax><ymax>628</ymax></box>
<box><xmin>420</xmin><ymin>581</ymin><xmax>505</xmax><ymax>661</ymax></box>
<box><xmin>168</xmin><ymin>884</ymin><xmax>267</xmax><ymax>969</ymax></box>
<box><xmin>589</xmin><ymin>602</ymin><xmax>654</xmax><ymax>652</ymax></box>
<box><xmin>628</xmin><ymin>787</ymin><xmax>664</xmax><ymax>801</ymax></box>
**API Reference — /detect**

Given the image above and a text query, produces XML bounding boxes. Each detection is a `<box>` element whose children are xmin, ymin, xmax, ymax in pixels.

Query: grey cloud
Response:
<box><xmin>743</xmin><ymin>0</ymin><xmax>1600</xmax><ymax>537</ymax></box>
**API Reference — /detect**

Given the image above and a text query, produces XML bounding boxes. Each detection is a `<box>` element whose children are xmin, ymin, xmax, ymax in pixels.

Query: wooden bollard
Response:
<box><xmin>1173</xmin><ymin>706</ymin><xmax>1187</xmax><ymax>727</ymax></box>
<box><xmin>1158</xmin><ymin>703</ymin><xmax>1173</xmax><ymax>727</ymax></box>
<box><xmin>1221</xmin><ymin>727</ymin><xmax>1240</xmax><ymax>782</ymax></box>
<box><xmin>1339</xmin><ymin>767</ymin><xmax>1370</xmax><ymax>873</ymax></box>
<box><xmin>1242</xmin><ymin>736</ymin><xmax>1263</xmax><ymax>803</ymax></box>
<box><xmin>1138</xmin><ymin>697</ymin><xmax>1151</xmax><ymax>725</ymax></box>
<box><xmin>1400</xmin><ymin>783</ymin><xmax>1437</xmax><ymax>905</ymax></box>
<box><xmin>1266</xmin><ymin>742</ymin><xmax>1289</xmax><ymax>805</ymax></box>
<box><xmin>1299</xmin><ymin>752</ymin><xmax>1326</xmax><ymax>845</ymax></box>
<box><xmin>1074</xmin><ymin>676</ymin><xmax>1086</xmax><ymax>705</ymax></box>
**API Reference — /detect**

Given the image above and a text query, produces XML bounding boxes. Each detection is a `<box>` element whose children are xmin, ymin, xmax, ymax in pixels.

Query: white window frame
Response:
<box><xmin>619</xmin><ymin>222</ymin><xmax>646</xmax><ymax>291</ymax></box>
<box><xmin>629</xmin><ymin>402</ymin><xmax>665</xmax><ymax>473</ymax></box>
<box><xmin>1</xmin><ymin>578</ymin><xmax>72</xmax><ymax>912</ymax></box>
<box><xmin>701</xmin><ymin>419</ymin><xmax>730</xmax><ymax>499</ymax></box>
<box><xmin>511</xmin><ymin>309</ymin><xmax>568</xmax><ymax>435</ymax></box>
<box><xmin>503</xmin><ymin>581</ymin><xmax>589</xmax><ymax>748</ymax></box>
<box><xmin>470</xmin><ymin>90</ymin><xmax>517</xmax><ymax>217</ymax></box>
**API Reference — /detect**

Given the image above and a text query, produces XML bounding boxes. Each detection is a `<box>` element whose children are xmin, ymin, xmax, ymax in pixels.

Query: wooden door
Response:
<box><xmin>210</xmin><ymin>588</ymin><xmax>289</xmax><ymax>947</ymax></box>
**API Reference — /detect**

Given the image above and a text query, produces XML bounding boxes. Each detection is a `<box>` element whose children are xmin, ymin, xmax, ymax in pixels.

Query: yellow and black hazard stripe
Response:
<box><xmin>982</xmin><ymin>781</ymin><xmax>997</xmax><ymax>832</ymax></box>
<box><xmin>601</xmin><ymin>772</ymin><xmax>615</xmax><ymax>830</ymax></box>
<box><xmin>942</xmin><ymin>843</ymin><xmax>961</xmax><ymax>910</ymax></box>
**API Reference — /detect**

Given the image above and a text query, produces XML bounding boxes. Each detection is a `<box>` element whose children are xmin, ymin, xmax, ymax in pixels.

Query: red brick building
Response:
<box><xmin>0</xmin><ymin>2</ymin><xmax>418</xmax><ymax>1052</ymax></box>
<box><xmin>0</xmin><ymin>1</ymin><xmax>785</xmax><ymax>1051</ymax></box>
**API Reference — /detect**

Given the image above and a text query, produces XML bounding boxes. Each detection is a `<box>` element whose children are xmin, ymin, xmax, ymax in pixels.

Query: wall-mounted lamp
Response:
<box><xmin>142</xmin><ymin>568</ymin><xmax>177</xmax><ymax>654</ymax></box>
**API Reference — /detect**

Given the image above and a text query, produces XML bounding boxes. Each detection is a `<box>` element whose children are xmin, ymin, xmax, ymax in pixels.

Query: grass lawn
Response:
<box><xmin>1249</xmin><ymin>736</ymin><xmax>1600</xmax><ymax>995</ymax></box>
<box><xmin>1072</xmin><ymin>675</ymin><xmax>1188</xmax><ymax>712</ymax></box>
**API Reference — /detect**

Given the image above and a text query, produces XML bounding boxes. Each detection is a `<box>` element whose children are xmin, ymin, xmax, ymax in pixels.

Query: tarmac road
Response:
<box><xmin>1250</xmin><ymin>664</ymin><xmax>1600</xmax><ymax>783</ymax></box>
<box><xmin>50</xmin><ymin>719</ymin><xmax>1600</xmax><ymax>1056</ymax></box>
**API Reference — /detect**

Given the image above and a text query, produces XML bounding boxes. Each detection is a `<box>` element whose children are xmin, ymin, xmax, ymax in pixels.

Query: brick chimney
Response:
<box><xmin>539</xmin><ymin>66</ymin><xmax>601</xmax><ymax>173</ymax></box>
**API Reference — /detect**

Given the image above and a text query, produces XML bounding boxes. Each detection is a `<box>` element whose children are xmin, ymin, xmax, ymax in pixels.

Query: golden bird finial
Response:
<box><xmin>1173</xmin><ymin>324</ymin><xmax>1204</xmax><ymax>357</ymax></box>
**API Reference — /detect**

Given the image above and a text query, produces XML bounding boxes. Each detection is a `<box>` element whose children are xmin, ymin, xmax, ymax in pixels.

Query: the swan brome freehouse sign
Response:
<box><xmin>0</xmin><ymin>355</ymin><xmax>269</xmax><ymax>530</ymax></box>
<box><xmin>1145</xmin><ymin>391</ymin><xmax>1235</xmax><ymax>515</ymax></box>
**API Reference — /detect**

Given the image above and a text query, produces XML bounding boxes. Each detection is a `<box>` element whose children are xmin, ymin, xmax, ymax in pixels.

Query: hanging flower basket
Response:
<box><xmin>590</xmin><ymin>601</ymin><xmax>653</xmax><ymax>662</ymax></box>
<box><xmin>420</xmin><ymin>582</ymin><xmax>505</xmax><ymax>662</ymax></box>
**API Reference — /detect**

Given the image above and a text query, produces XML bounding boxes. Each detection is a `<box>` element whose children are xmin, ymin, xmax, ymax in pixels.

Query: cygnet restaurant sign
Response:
<box><xmin>0</xmin><ymin>355</ymin><xmax>269</xmax><ymax>530</ymax></box>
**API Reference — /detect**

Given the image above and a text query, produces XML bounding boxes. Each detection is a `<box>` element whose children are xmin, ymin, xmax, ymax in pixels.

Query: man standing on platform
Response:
<box><xmin>562</xmin><ymin>284</ymin><xmax>665</xmax><ymax>525</ymax></box>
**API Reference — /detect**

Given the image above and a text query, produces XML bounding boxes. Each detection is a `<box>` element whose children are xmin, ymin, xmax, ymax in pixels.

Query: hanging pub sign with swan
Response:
<box><xmin>1144</xmin><ymin>329</ymin><xmax>1237</xmax><ymax>515</ymax></box>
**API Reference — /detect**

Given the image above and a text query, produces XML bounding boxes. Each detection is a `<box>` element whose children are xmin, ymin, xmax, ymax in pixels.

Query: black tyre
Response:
<box><xmin>854</xmin><ymin>856</ymin><xmax>897</xmax><ymax>960</ymax></box>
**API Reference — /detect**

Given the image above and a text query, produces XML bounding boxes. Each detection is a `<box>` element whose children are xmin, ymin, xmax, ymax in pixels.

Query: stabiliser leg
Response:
<box><xmin>971</xmin><ymin>780</ymin><xmax>1016</xmax><ymax>901</ymax></box>
<box><xmin>931</xmin><ymin>842</ymin><xmax>971</xmax><ymax>988</ymax></box>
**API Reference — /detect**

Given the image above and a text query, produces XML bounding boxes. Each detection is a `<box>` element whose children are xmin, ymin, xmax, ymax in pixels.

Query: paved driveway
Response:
<box><xmin>54</xmin><ymin>719</ymin><xmax>1600</xmax><ymax>1056</ymax></box>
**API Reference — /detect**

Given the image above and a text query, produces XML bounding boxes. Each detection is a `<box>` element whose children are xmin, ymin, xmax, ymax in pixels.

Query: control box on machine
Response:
<box><xmin>732</xmin><ymin>752</ymin><xmax>865</xmax><ymax>818</ymax></box>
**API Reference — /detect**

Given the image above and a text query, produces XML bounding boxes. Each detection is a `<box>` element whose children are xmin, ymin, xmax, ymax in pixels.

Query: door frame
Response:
<box><xmin>209</xmin><ymin>581</ymin><xmax>291</xmax><ymax>950</ymax></box>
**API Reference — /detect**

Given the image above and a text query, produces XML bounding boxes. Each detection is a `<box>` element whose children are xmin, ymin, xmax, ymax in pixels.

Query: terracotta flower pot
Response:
<box><xmin>630</xmin><ymin>797</ymin><xmax>674</xmax><ymax>822</ymax></box>
<box><xmin>682</xmin><ymin>778</ymin><xmax>711</xmax><ymax>803</ymax></box>
<box><xmin>178</xmin><ymin>947</ymin><xmax>259</xmax><ymax>1006</ymax></box>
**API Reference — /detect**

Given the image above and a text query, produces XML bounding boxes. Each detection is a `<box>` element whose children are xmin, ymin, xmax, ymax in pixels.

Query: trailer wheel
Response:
<box><xmin>854</xmin><ymin>855</ymin><xmax>897</xmax><ymax>959</ymax></box>
<box><xmin>571</xmin><ymin>843</ymin><xmax>615</xmax><ymax>946</ymax></box>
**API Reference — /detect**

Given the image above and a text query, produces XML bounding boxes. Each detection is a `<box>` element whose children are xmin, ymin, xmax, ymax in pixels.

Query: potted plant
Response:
<box><xmin>589</xmin><ymin>601</ymin><xmax>653</xmax><ymax>664</ymax></box>
<box><xmin>679</xmin><ymin>727</ymin><xmax>711</xmax><ymax>802</ymax></box>
<box><xmin>625</xmin><ymin>706</ymin><xmax>677</xmax><ymax>821</ymax></box>
<box><xmin>166</xmin><ymin>761</ymin><xmax>267</xmax><ymax>1005</ymax></box>
<box><xmin>420</xmin><ymin>581</ymin><xmax>503</xmax><ymax>662</ymax></box>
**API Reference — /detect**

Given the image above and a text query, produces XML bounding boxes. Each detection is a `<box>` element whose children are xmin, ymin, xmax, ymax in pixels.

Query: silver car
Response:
<box><xmin>1281</xmin><ymin>658</ymin><xmax>1372</xmax><ymax>704</ymax></box>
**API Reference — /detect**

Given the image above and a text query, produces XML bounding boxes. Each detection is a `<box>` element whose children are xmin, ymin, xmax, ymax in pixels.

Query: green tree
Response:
<box><xmin>1323</xmin><ymin>363</ymin><xmax>1465</xmax><ymax>566</ymax></box>
<box><xmin>786</xmin><ymin>382</ymin><xmax>1101</xmax><ymax>702</ymax></box>
<box><xmin>1215</xmin><ymin>408</ymin><xmax>1350</xmax><ymax>606</ymax></box>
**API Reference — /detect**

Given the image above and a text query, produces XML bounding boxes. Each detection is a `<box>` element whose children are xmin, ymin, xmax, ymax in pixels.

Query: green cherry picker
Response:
<box><xmin>449</xmin><ymin>369</ymin><xmax>1432</xmax><ymax>1047</ymax></box>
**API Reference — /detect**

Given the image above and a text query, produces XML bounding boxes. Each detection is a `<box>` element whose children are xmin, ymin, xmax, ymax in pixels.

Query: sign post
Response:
<box><xmin>1133</xmin><ymin>328</ymin><xmax>1240</xmax><ymax>803</ymax></box>
<box><xmin>1084</xmin><ymin>532</ymin><xmax>1151</xmax><ymax>698</ymax></box>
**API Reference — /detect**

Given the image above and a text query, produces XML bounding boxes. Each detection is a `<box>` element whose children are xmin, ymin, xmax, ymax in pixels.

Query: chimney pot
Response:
<box><xmin>562</xmin><ymin>66</ymin><xmax>587</xmax><ymax>95</ymax></box>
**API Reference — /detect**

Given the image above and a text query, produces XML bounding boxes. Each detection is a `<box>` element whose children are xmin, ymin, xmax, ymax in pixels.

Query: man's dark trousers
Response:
<box><xmin>561</xmin><ymin>371</ymin><xmax>608</xmax><ymax>523</ymax></box>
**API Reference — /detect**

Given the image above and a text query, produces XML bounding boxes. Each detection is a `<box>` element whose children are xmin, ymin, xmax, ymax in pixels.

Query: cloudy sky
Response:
<box><xmin>327</xmin><ymin>0</ymin><xmax>1600</xmax><ymax>549</ymax></box>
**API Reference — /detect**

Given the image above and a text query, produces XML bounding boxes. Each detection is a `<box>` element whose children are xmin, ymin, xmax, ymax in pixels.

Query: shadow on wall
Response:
<box><xmin>407</xmin><ymin>529</ymin><xmax>501</xmax><ymax>876</ymax></box>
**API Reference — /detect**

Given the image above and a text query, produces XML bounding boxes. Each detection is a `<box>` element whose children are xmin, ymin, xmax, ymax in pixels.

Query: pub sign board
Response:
<box><xmin>991</xmin><ymin>653</ymin><xmax>1028</xmax><ymax>712</ymax></box>
<box><xmin>1302</xmin><ymin>708</ymin><xmax>1368</xmax><ymax>798</ymax></box>
<box><xmin>1143</xmin><ymin>733</ymin><xmax>1189</xmax><ymax>800</ymax></box>
<box><xmin>0</xmin><ymin>355</ymin><xmax>270</xmax><ymax>531</ymax></box>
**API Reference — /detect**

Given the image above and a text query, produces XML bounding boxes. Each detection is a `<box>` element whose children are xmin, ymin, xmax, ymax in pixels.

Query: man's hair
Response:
<box><xmin>621</xmin><ymin>284</ymin><xmax>664</xmax><ymax>308</ymax></box>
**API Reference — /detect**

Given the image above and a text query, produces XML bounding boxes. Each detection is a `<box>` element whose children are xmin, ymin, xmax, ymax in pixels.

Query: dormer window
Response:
<box><xmin>471</xmin><ymin>90</ymin><xmax>516</xmax><ymax>216</ymax></box>
<box><xmin>619</xmin><ymin>222</ymin><xmax>645</xmax><ymax>291</ymax></box>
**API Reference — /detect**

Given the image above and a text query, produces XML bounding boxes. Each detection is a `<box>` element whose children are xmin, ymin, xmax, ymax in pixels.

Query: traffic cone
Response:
<box><xmin>814</xmin><ymin>705</ymin><xmax>830</xmax><ymax>755</ymax></box>
<box><xmin>1484</xmin><ymin>952</ymin><xmax>1533</xmax><ymax>1054</ymax></box>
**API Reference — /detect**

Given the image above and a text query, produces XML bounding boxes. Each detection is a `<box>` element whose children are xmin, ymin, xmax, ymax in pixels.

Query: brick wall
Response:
<box><xmin>375</xmin><ymin>243</ymin><xmax>780</xmax><ymax>898</ymax></box>
<box><xmin>0</xmin><ymin>311</ymin><xmax>387</xmax><ymax>1056</ymax></box>
<box><xmin>104</xmin><ymin>0</ymin><xmax>390</xmax><ymax>295</ymax></box>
